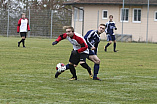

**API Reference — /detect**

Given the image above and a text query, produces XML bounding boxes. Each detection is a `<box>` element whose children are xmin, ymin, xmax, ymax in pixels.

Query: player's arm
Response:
<box><xmin>112</xmin><ymin>22</ymin><xmax>117</xmax><ymax>30</ymax></box>
<box><xmin>94</xmin><ymin>43</ymin><xmax>98</xmax><ymax>54</ymax></box>
<box><xmin>17</xmin><ymin>19</ymin><xmax>21</xmax><ymax>33</ymax></box>
<box><xmin>86</xmin><ymin>31</ymin><xmax>95</xmax><ymax>49</ymax></box>
<box><xmin>27</xmin><ymin>19</ymin><xmax>30</xmax><ymax>31</ymax></box>
<box><xmin>114</xmin><ymin>23</ymin><xmax>117</xmax><ymax>30</ymax></box>
<box><xmin>52</xmin><ymin>33</ymin><xmax>67</xmax><ymax>45</ymax></box>
<box><xmin>105</xmin><ymin>22</ymin><xmax>109</xmax><ymax>34</ymax></box>
<box><xmin>76</xmin><ymin>37</ymin><xmax>88</xmax><ymax>53</ymax></box>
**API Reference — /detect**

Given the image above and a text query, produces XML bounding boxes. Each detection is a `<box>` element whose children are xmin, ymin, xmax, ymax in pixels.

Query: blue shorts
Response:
<box><xmin>107</xmin><ymin>35</ymin><xmax>116</xmax><ymax>41</ymax></box>
<box><xmin>89</xmin><ymin>49</ymin><xmax>96</xmax><ymax>55</ymax></box>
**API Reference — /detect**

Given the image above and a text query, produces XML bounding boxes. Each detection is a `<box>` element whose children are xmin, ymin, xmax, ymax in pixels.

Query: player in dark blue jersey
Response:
<box><xmin>84</xmin><ymin>24</ymin><xmax>106</xmax><ymax>80</ymax></box>
<box><xmin>104</xmin><ymin>15</ymin><xmax>117</xmax><ymax>52</ymax></box>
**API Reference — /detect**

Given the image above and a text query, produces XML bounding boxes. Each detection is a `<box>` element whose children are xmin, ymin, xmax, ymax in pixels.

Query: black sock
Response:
<box><xmin>22</xmin><ymin>39</ymin><xmax>25</xmax><ymax>47</ymax></box>
<box><xmin>80</xmin><ymin>63</ymin><xmax>92</xmax><ymax>75</ymax></box>
<box><xmin>105</xmin><ymin>43</ymin><xmax>111</xmax><ymax>48</ymax></box>
<box><xmin>114</xmin><ymin>43</ymin><xmax>116</xmax><ymax>51</ymax></box>
<box><xmin>19</xmin><ymin>39</ymin><xmax>23</xmax><ymax>43</ymax></box>
<box><xmin>69</xmin><ymin>64</ymin><xmax>77</xmax><ymax>78</ymax></box>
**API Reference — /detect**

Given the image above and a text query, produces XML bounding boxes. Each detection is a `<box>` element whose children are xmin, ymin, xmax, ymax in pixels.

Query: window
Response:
<box><xmin>74</xmin><ymin>8</ymin><xmax>78</xmax><ymax>21</ymax></box>
<box><xmin>133</xmin><ymin>8</ymin><xmax>141</xmax><ymax>23</ymax></box>
<box><xmin>102</xmin><ymin>10</ymin><xmax>108</xmax><ymax>19</ymax></box>
<box><xmin>121</xmin><ymin>8</ymin><xmax>129</xmax><ymax>22</ymax></box>
<box><xmin>154</xmin><ymin>11</ymin><xmax>157</xmax><ymax>21</ymax></box>
<box><xmin>79</xmin><ymin>7</ymin><xmax>83</xmax><ymax>21</ymax></box>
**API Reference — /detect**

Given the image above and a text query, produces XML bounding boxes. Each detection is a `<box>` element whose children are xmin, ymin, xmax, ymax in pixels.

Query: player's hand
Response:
<box><xmin>91</xmin><ymin>47</ymin><xmax>96</xmax><ymax>50</ymax></box>
<box><xmin>72</xmin><ymin>50</ymin><xmax>79</xmax><ymax>55</ymax></box>
<box><xmin>52</xmin><ymin>41</ymin><xmax>58</xmax><ymax>45</ymax></box>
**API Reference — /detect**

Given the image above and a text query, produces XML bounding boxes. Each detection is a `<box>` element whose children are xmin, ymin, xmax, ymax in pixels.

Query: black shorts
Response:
<box><xmin>69</xmin><ymin>51</ymin><xmax>88</xmax><ymax>65</ymax></box>
<box><xmin>20</xmin><ymin>32</ymin><xmax>27</xmax><ymax>38</ymax></box>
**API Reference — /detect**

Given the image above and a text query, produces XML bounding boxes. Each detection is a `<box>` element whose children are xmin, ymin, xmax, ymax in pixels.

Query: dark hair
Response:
<box><xmin>99</xmin><ymin>24</ymin><xmax>106</xmax><ymax>27</ymax></box>
<box><xmin>109</xmin><ymin>15</ymin><xmax>113</xmax><ymax>18</ymax></box>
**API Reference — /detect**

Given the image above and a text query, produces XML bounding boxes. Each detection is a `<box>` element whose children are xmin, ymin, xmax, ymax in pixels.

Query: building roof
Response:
<box><xmin>64</xmin><ymin>0</ymin><xmax>157</xmax><ymax>5</ymax></box>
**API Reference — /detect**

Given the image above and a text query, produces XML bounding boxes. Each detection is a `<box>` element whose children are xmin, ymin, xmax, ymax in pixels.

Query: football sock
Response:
<box><xmin>80</xmin><ymin>63</ymin><xmax>92</xmax><ymax>75</ymax></box>
<box><xmin>105</xmin><ymin>43</ymin><xmax>111</xmax><ymax>48</ymax></box>
<box><xmin>93</xmin><ymin>64</ymin><xmax>99</xmax><ymax>78</ymax></box>
<box><xmin>114</xmin><ymin>43</ymin><xmax>116</xmax><ymax>51</ymax></box>
<box><xmin>65</xmin><ymin>64</ymin><xmax>70</xmax><ymax>70</ymax></box>
<box><xmin>69</xmin><ymin>64</ymin><xmax>77</xmax><ymax>78</ymax></box>
<box><xmin>19</xmin><ymin>39</ymin><xmax>23</xmax><ymax>43</ymax></box>
<box><xmin>22</xmin><ymin>39</ymin><xmax>25</xmax><ymax>47</ymax></box>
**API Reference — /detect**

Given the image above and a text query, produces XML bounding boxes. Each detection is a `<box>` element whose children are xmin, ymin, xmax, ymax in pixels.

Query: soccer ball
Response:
<box><xmin>56</xmin><ymin>63</ymin><xmax>66</xmax><ymax>73</ymax></box>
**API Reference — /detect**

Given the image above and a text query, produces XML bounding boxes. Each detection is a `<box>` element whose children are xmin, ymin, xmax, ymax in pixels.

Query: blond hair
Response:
<box><xmin>63</xmin><ymin>26</ymin><xmax>74</xmax><ymax>32</ymax></box>
<box><xmin>21</xmin><ymin>13</ymin><xmax>26</xmax><ymax>15</ymax></box>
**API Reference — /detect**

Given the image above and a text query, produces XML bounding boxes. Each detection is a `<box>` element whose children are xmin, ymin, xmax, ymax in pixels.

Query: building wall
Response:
<box><xmin>72</xmin><ymin>4</ymin><xmax>157</xmax><ymax>42</ymax></box>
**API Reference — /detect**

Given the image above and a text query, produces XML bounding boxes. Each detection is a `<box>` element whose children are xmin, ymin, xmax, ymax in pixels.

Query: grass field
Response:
<box><xmin>0</xmin><ymin>37</ymin><xmax>157</xmax><ymax>104</ymax></box>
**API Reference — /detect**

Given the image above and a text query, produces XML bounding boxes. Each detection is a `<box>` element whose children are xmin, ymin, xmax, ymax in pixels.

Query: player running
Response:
<box><xmin>104</xmin><ymin>15</ymin><xmax>117</xmax><ymax>52</ymax></box>
<box><xmin>84</xmin><ymin>24</ymin><xmax>106</xmax><ymax>81</ymax></box>
<box><xmin>52</xmin><ymin>26</ymin><xmax>93</xmax><ymax>80</ymax></box>
<box><xmin>17</xmin><ymin>13</ymin><xmax>30</xmax><ymax>48</ymax></box>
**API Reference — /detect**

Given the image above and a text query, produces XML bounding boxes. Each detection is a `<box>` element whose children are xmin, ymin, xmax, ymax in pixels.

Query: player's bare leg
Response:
<box><xmin>89</xmin><ymin>55</ymin><xmax>101</xmax><ymax>80</ymax></box>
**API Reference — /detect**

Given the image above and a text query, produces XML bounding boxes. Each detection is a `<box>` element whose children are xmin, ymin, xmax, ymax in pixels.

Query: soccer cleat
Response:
<box><xmin>18</xmin><ymin>42</ymin><xmax>20</xmax><ymax>47</ymax></box>
<box><xmin>69</xmin><ymin>77</ymin><xmax>77</xmax><ymax>80</ymax></box>
<box><xmin>104</xmin><ymin>46</ymin><xmax>107</xmax><ymax>52</ymax></box>
<box><xmin>55</xmin><ymin>72</ymin><xmax>62</xmax><ymax>78</ymax></box>
<box><xmin>93</xmin><ymin>77</ymin><xmax>101</xmax><ymax>81</ymax></box>
<box><xmin>114</xmin><ymin>50</ymin><xmax>119</xmax><ymax>52</ymax></box>
<box><xmin>89</xmin><ymin>70</ymin><xmax>93</xmax><ymax>79</ymax></box>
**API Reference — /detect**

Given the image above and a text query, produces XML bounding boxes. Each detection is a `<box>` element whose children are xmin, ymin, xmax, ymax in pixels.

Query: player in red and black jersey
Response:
<box><xmin>52</xmin><ymin>26</ymin><xmax>93</xmax><ymax>80</ymax></box>
<box><xmin>17</xmin><ymin>13</ymin><xmax>30</xmax><ymax>47</ymax></box>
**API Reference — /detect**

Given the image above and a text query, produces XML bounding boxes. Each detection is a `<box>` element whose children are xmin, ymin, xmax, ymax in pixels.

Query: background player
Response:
<box><xmin>52</xmin><ymin>26</ymin><xmax>93</xmax><ymax>80</ymax></box>
<box><xmin>17</xmin><ymin>13</ymin><xmax>30</xmax><ymax>48</ymax></box>
<box><xmin>84</xmin><ymin>24</ymin><xmax>106</xmax><ymax>81</ymax></box>
<box><xmin>104</xmin><ymin>15</ymin><xmax>117</xmax><ymax>52</ymax></box>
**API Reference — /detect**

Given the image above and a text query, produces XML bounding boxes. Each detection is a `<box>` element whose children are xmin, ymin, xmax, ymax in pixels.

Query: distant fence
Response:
<box><xmin>0</xmin><ymin>8</ymin><xmax>72</xmax><ymax>38</ymax></box>
<box><xmin>115</xmin><ymin>34</ymin><xmax>132</xmax><ymax>42</ymax></box>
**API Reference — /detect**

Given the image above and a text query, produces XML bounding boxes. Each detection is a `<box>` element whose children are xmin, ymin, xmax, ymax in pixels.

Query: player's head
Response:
<box><xmin>63</xmin><ymin>26</ymin><xmax>74</xmax><ymax>37</ymax></box>
<box><xmin>109</xmin><ymin>15</ymin><xmax>113</xmax><ymax>21</ymax></box>
<box><xmin>21</xmin><ymin>13</ymin><xmax>26</xmax><ymax>19</ymax></box>
<box><xmin>98</xmin><ymin>24</ymin><xmax>105</xmax><ymax>34</ymax></box>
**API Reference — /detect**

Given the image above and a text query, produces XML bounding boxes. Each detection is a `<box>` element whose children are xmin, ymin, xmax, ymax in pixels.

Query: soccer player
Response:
<box><xmin>17</xmin><ymin>13</ymin><xmax>30</xmax><ymax>48</ymax></box>
<box><xmin>104</xmin><ymin>15</ymin><xmax>117</xmax><ymax>52</ymax></box>
<box><xmin>52</xmin><ymin>26</ymin><xmax>93</xmax><ymax>80</ymax></box>
<box><xmin>84</xmin><ymin>24</ymin><xmax>106</xmax><ymax>81</ymax></box>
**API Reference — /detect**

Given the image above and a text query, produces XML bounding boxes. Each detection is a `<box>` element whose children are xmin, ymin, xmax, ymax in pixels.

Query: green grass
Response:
<box><xmin>0</xmin><ymin>37</ymin><xmax>157</xmax><ymax>104</ymax></box>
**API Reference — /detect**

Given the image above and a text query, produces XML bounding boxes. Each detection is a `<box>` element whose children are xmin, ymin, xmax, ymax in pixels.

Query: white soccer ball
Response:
<box><xmin>56</xmin><ymin>63</ymin><xmax>66</xmax><ymax>73</ymax></box>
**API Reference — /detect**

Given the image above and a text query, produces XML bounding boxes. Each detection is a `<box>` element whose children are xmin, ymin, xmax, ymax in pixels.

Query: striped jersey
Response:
<box><xmin>55</xmin><ymin>33</ymin><xmax>89</xmax><ymax>54</ymax></box>
<box><xmin>105</xmin><ymin>21</ymin><xmax>116</xmax><ymax>35</ymax></box>
<box><xmin>84</xmin><ymin>30</ymin><xmax>100</xmax><ymax>54</ymax></box>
